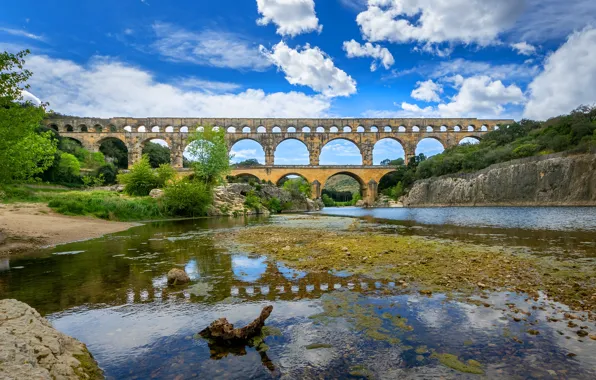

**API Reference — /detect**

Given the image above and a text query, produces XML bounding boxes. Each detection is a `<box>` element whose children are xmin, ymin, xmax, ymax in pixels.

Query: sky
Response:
<box><xmin>2</xmin><ymin>0</ymin><xmax>596</xmax><ymax>165</ymax></box>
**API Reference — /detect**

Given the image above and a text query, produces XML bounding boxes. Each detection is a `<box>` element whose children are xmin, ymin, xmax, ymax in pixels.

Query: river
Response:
<box><xmin>1</xmin><ymin>207</ymin><xmax>595</xmax><ymax>379</ymax></box>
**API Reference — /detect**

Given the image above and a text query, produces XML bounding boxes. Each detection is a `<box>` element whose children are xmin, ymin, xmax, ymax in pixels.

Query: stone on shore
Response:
<box><xmin>0</xmin><ymin>299</ymin><xmax>102</xmax><ymax>379</ymax></box>
<box><xmin>167</xmin><ymin>268</ymin><xmax>190</xmax><ymax>285</ymax></box>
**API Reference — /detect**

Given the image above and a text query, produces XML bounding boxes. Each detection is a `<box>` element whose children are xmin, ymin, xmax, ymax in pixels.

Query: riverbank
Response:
<box><xmin>0</xmin><ymin>203</ymin><xmax>137</xmax><ymax>256</ymax></box>
<box><xmin>403</xmin><ymin>153</ymin><xmax>596</xmax><ymax>207</ymax></box>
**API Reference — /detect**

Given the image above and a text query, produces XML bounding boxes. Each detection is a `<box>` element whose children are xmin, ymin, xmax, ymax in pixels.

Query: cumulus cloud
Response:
<box><xmin>260</xmin><ymin>41</ymin><xmax>357</xmax><ymax>97</ymax></box>
<box><xmin>24</xmin><ymin>55</ymin><xmax>331</xmax><ymax>118</ymax></box>
<box><xmin>410</xmin><ymin>79</ymin><xmax>443</xmax><ymax>102</ymax></box>
<box><xmin>256</xmin><ymin>0</ymin><xmax>322</xmax><ymax>37</ymax></box>
<box><xmin>511</xmin><ymin>41</ymin><xmax>537</xmax><ymax>56</ymax></box>
<box><xmin>343</xmin><ymin>39</ymin><xmax>394</xmax><ymax>71</ymax></box>
<box><xmin>524</xmin><ymin>28</ymin><xmax>596</xmax><ymax>120</ymax></box>
<box><xmin>366</xmin><ymin>76</ymin><xmax>524</xmax><ymax>119</ymax></box>
<box><xmin>152</xmin><ymin>23</ymin><xmax>271</xmax><ymax>71</ymax></box>
<box><xmin>356</xmin><ymin>0</ymin><xmax>524</xmax><ymax>49</ymax></box>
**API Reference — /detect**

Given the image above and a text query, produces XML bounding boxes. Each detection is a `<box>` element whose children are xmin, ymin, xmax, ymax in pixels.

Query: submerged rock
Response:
<box><xmin>167</xmin><ymin>268</ymin><xmax>190</xmax><ymax>285</ymax></box>
<box><xmin>0</xmin><ymin>299</ymin><xmax>102</xmax><ymax>379</ymax></box>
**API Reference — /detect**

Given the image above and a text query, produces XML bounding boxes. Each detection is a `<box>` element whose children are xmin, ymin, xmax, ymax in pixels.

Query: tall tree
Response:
<box><xmin>185</xmin><ymin>126</ymin><xmax>231</xmax><ymax>186</ymax></box>
<box><xmin>0</xmin><ymin>50</ymin><xmax>56</xmax><ymax>183</ymax></box>
<box><xmin>142</xmin><ymin>141</ymin><xmax>171</xmax><ymax>168</ymax></box>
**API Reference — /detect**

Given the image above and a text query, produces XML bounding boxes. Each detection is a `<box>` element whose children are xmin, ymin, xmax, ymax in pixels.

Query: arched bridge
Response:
<box><xmin>44</xmin><ymin>117</ymin><xmax>513</xmax><ymax>203</ymax></box>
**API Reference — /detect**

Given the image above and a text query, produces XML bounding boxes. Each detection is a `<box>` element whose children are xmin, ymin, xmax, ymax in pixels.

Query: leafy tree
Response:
<box><xmin>0</xmin><ymin>49</ymin><xmax>57</xmax><ymax>183</ymax></box>
<box><xmin>162</xmin><ymin>179</ymin><xmax>212</xmax><ymax>217</ymax></box>
<box><xmin>234</xmin><ymin>158</ymin><xmax>262</xmax><ymax>167</ymax></box>
<box><xmin>243</xmin><ymin>190</ymin><xmax>261</xmax><ymax>212</ymax></box>
<box><xmin>100</xmin><ymin>139</ymin><xmax>128</xmax><ymax>169</ymax></box>
<box><xmin>321</xmin><ymin>194</ymin><xmax>335</xmax><ymax>207</ymax></box>
<box><xmin>283</xmin><ymin>177</ymin><xmax>311</xmax><ymax>198</ymax></box>
<box><xmin>57</xmin><ymin>153</ymin><xmax>81</xmax><ymax>181</ymax></box>
<box><xmin>155</xmin><ymin>163</ymin><xmax>176</xmax><ymax>188</ymax></box>
<box><xmin>142</xmin><ymin>141</ymin><xmax>171</xmax><ymax>168</ymax></box>
<box><xmin>117</xmin><ymin>155</ymin><xmax>159</xmax><ymax>196</ymax></box>
<box><xmin>185</xmin><ymin>126</ymin><xmax>231</xmax><ymax>186</ymax></box>
<box><xmin>95</xmin><ymin>164</ymin><xmax>118</xmax><ymax>185</ymax></box>
<box><xmin>264</xmin><ymin>197</ymin><xmax>282</xmax><ymax>213</ymax></box>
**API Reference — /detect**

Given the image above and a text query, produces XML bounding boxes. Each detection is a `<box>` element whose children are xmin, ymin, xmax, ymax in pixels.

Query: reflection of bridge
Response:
<box><xmin>44</xmin><ymin>117</ymin><xmax>513</xmax><ymax>202</ymax></box>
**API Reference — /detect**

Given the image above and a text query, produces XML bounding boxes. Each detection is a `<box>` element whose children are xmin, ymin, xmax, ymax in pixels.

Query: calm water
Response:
<box><xmin>1</xmin><ymin>209</ymin><xmax>596</xmax><ymax>379</ymax></box>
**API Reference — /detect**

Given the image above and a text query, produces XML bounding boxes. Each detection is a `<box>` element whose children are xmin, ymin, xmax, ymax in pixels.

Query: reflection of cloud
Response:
<box><xmin>232</xmin><ymin>255</ymin><xmax>267</xmax><ymax>282</ymax></box>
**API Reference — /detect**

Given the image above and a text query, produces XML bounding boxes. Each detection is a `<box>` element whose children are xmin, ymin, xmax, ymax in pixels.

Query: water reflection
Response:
<box><xmin>1</xmin><ymin>214</ymin><xmax>595</xmax><ymax>378</ymax></box>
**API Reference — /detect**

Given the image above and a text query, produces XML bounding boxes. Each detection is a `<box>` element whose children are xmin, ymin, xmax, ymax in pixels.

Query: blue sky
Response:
<box><xmin>2</xmin><ymin>0</ymin><xmax>596</xmax><ymax>164</ymax></box>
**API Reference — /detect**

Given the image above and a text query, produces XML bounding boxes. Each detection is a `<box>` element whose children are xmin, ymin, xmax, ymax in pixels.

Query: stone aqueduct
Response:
<box><xmin>44</xmin><ymin>117</ymin><xmax>513</xmax><ymax>203</ymax></box>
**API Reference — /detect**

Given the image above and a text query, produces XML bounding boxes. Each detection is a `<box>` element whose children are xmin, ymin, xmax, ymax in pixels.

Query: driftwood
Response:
<box><xmin>199</xmin><ymin>305</ymin><xmax>273</xmax><ymax>341</ymax></box>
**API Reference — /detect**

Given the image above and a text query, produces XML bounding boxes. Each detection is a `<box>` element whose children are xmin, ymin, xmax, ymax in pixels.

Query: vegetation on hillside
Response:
<box><xmin>379</xmin><ymin>106</ymin><xmax>596</xmax><ymax>199</ymax></box>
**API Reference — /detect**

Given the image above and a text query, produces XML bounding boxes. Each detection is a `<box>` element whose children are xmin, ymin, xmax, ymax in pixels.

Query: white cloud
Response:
<box><xmin>524</xmin><ymin>28</ymin><xmax>596</xmax><ymax>120</ymax></box>
<box><xmin>515</xmin><ymin>0</ymin><xmax>596</xmax><ymax>42</ymax></box>
<box><xmin>152</xmin><ymin>23</ymin><xmax>271</xmax><ymax>71</ymax></box>
<box><xmin>339</xmin><ymin>0</ymin><xmax>367</xmax><ymax>12</ymax></box>
<box><xmin>260</xmin><ymin>41</ymin><xmax>357</xmax><ymax>98</ymax></box>
<box><xmin>366</xmin><ymin>76</ymin><xmax>524</xmax><ymax>119</ymax></box>
<box><xmin>175</xmin><ymin>78</ymin><xmax>242</xmax><ymax>93</ymax></box>
<box><xmin>256</xmin><ymin>0</ymin><xmax>322</xmax><ymax>37</ymax></box>
<box><xmin>356</xmin><ymin>0</ymin><xmax>524</xmax><ymax>48</ymax></box>
<box><xmin>511</xmin><ymin>41</ymin><xmax>537</xmax><ymax>56</ymax></box>
<box><xmin>343</xmin><ymin>39</ymin><xmax>394</xmax><ymax>71</ymax></box>
<box><xmin>411</xmin><ymin>79</ymin><xmax>443</xmax><ymax>102</ymax></box>
<box><xmin>20</xmin><ymin>90</ymin><xmax>42</xmax><ymax>105</ymax></box>
<box><xmin>25</xmin><ymin>55</ymin><xmax>331</xmax><ymax>118</ymax></box>
<box><xmin>0</xmin><ymin>27</ymin><xmax>44</xmax><ymax>41</ymax></box>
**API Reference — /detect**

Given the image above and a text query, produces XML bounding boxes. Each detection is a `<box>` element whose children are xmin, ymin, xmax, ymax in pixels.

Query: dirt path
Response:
<box><xmin>0</xmin><ymin>203</ymin><xmax>138</xmax><ymax>256</ymax></box>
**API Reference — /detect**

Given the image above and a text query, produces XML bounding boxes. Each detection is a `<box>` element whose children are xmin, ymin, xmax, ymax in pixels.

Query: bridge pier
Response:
<box><xmin>311</xmin><ymin>180</ymin><xmax>321</xmax><ymax>199</ymax></box>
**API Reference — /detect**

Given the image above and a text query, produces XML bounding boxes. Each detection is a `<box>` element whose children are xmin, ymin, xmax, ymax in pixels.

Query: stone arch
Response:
<box><xmin>343</xmin><ymin>126</ymin><xmax>352</xmax><ymax>133</ymax></box>
<box><xmin>320</xmin><ymin>138</ymin><xmax>362</xmax><ymax>165</ymax></box>
<box><xmin>356</xmin><ymin>126</ymin><xmax>365</xmax><ymax>133</ymax></box>
<box><xmin>165</xmin><ymin>126</ymin><xmax>174</xmax><ymax>132</ymax></box>
<box><xmin>63</xmin><ymin>136</ymin><xmax>83</xmax><ymax>146</ymax></box>
<box><xmin>440</xmin><ymin>125</ymin><xmax>447</xmax><ymax>132</ymax></box>
<box><xmin>98</xmin><ymin>137</ymin><xmax>129</xmax><ymax>168</ymax></box>
<box><xmin>373</xmin><ymin>138</ymin><xmax>405</xmax><ymax>165</ymax></box>
<box><xmin>78</xmin><ymin>124</ymin><xmax>88</xmax><ymax>132</ymax></box>
<box><xmin>383</xmin><ymin>126</ymin><xmax>392</xmax><ymax>132</ymax></box>
<box><xmin>467</xmin><ymin>125</ymin><xmax>475</xmax><ymax>132</ymax></box>
<box><xmin>274</xmin><ymin>138</ymin><xmax>309</xmax><ymax>165</ymax></box>
<box><xmin>227</xmin><ymin>126</ymin><xmax>237</xmax><ymax>133</ymax></box>
<box><xmin>416</xmin><ymin>137</ymin><xmax>445</xmax><ymax>157</ymax></box>
<box><xmin>180</xmin><ymin>126</ymin><xmax>189</xmax><ymax>133</ymax></box>
<box><xmin>48</xmin><ymin>124</ymin><xmax>59</xmax><ymax>132</ymax></box>
<box><xmin>151</xmin><ymin>126</ymin><xmax>160</xmax><ymax>132</ymax></box>
<box><xmin>330</xmin><ymin>126</ymin><xmax>339</xmax><ymax>133</ymax></box>
<box><xmin>287</xmin><ymin>126</ymin><xmax>297</xmax><ymax>133</ymax></box>
<box><xmin>272</xmin><ymin>126</ymin><xmax>282</xmax><ymax>133</ymax></box>
<box><xmin>242</xmin><ymin>126</ymin><xmax>251</xmax><ymax>133</ymax></box>
<box><xmin>453</xmin><ymin>125</ymin><xmax>461</xmax><ymax>132</ymax></box>
<box><xmin>316</xmin><ymin>126</ymin><xmax>325</xmax><ymax>133</ymax></box>
<box><xmin>138</xmin><ymin>126</ymin><xmax>147</xmax><ymax>132</ymax></box>
<box><xmin>302</xmin><ymin>126</ymin><xmax>311</xmax><ymax>133</ymax></box>
<box><xmin>230</xmin><ymin>173</ymin><xmax>263</xmax><ymax>183</ymax></box>
<box><xmin>480</xmin><ymin>125</ymin><xmax>488</xmax><ymax>131</ymax></box>
<box><xmin>275</xmin><ymin>172</ymin><xmax>311</xmax><ymax>187</ymax></box>
<box><xmin>322</xmin><ymin>171</ymin><xmax>366</xmax><ymax>200</ymax></box>
<box><xmin>412</xmin><ymin>126</ymin><xmax>420</xmax><ymax>132</ymax></box>
<box><xmin>141</xmin><ymin>138</ymin><xmax>171</xmax><ymax>167</ymax></box>
<box><xmin>426</xmin><ymin>126</ymin><xmax>434</xmax><ymax>132</ymax></box>
<box><xmin>370</xmin><ymin>126</ymin><xmax>379</xmax><ymax>132</ymax></box>
<box><xmin>108</xmin><ymin>125</ymin><xmax>117</xmax><ymax>133</ymax></box>
<box><xmin>65</xmin><ymin>124</ymin><xmax>74</xmax><ymax>132</ymax></box>
<box><xmin>93</xmin><ymin>124</ymin><xmax>103</xmax><ymax>133</ymax></box>
<box><xmin>398</xmin><ymin>126</ymin><xmax>406</xmax><ymax>132</ymax></box>
<box><xmin>124</xmin><ymin>125</ymin><xmax>132</xmax><ymax>132</ymax></box>
<box><xmin>459</xmin><ymin>136</ymin><xmax>481</xmax><ymax>145</ymax></box>
<box><xmin>257</xmin><ymin>126</ymin><xmax>266</xmax><ymax>133</ymax></box>
<box><xmin>230</xmin><ymin>138</ymin><xmax>266</xmax><ymax>164</ymax></box>
<box><xmin>197</xmin><ymin>126</ymin><xmax>204</xmax><ymax>132</ymax></box>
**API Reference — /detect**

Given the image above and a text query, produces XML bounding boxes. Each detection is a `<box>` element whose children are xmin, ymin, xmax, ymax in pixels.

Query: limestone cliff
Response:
<box><xmin>403</xmin><ymin>153</ymin><xmax>596</xmax><ymax>207</ymax></box>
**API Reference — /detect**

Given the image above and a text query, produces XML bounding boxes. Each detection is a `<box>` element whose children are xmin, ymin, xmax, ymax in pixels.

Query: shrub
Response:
<box><xmin>162</xmin><ymin>180</ymin><xmax>212</xmax><ymax>217</ymax></box>
<box><xmin>96</xmin><ymin>164</ymin><xmax>118</xmax><ymax>185</ymax></box>
<box><xmin>56</xmin><ymin>153</ymin><xmax>81</xmax><ymax>182</ymax></box>
<box><xmin>155</xmin><ymin>164</ymin><xmax>176</xmax><ymax>187</ymax></box>
<box><xmin>512</xmin><ymin>143</ymin><xmax>539</xmax><ymax>158</ymax></box>
<box><xmin>118</xmin><ymin>156</ymin><xmax>158</xmax><ymax>196</ymax></box>
<box><xmin>264</xmin><ymin>197</ymin><xmax>282</xmax><ymax>213</ymax></box>
<box><xmin>321</xmin><ymin>194</ymin><xmax>335</xmax><ymax>207</ymax></box>
<box><xmin>244</xmin><ymin>190</ymin><xmax>261</xmax><ymax>212</ymax></box>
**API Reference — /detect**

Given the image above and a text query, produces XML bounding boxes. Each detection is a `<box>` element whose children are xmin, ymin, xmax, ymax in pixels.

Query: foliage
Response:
<box><xmin>0</xmin><ymin>50</ymin><xmax>57</xmax><ymax>183</ymax></box>
<box><xmin>117</xmin><ymin>155</ymin><xmax>172</xmax><ymax>196</ymax></box>
<box><xmin>82</xmin><ymin>174</ymin><xmax>105</xmax><ymax>188</ymax></box>
<box><xmin>142</xmin><ymin>141</ymin><xmax>171</xmax><ymax>168</ymax></box>
<box><xmin>282</xmin><ymin>177</ymin><xmax>311</xmax><ymax>198</ymax></box>
<box><xmin>263</xmin><ymin>197</ymin><xmax>282</xmax><ymax>213</ymax></box>
<box><xmin>185</xmin><ymin>126</ymin><xmax>231</xmax><ymax>186</ymax></box>
<box><xmin>389</xmin><ymin>182</ymin><xmax>404</xmax><ymax>200</ymax></box>
<box><xmin>56</xmin><ymin>153</ymin><xmax>81</xmax><ymax>182</ymax></box>
<box><xmin>99</xmin><ymin>139</ymin><xmax>128</xmax><ymax>169</ymax></box>
<box><xmin>233</xmin><ymin>158</ymin><xmax>262</xmax><ymax>167</ymax></box>
<box><xmin>322</xmin><ymin>194</ymin><xmax>335</xmax><ymax>207</ymax></box>
<box><xmin>244</xmin><ymin>190</ymin><xmax>261</xmax><ymax>212</ymax></box>
<box><xmin>162</xmin><ymin>179</ymin><xmax>212</xmax><ymax>217</ymax></box>
<box><xmin>95</xmin><ymin>164</ymin><xmax>118</xmax><ymax>185</ymax></box>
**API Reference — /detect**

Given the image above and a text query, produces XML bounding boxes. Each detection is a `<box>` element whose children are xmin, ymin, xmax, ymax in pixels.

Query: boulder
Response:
<box><xmin>0</xmin><ymin>299</ymin><xmax>102</xmax><ymax>380</ymax></box>
<box><xmin>149</xmin><ymin>189</ymin><xmax>164</xmax><ymax>199</ymax></box>
<box><xmin>167</xmin><ymin>268</ymin><xmax>190</xmax><ymax>285</ymax></box>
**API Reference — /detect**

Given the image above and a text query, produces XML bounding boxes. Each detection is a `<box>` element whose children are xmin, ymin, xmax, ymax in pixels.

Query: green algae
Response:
<box><xmin>73</xmin><ymin>349</ymin><xmax>103</xmax><ymax>380</ymax></box>
<box><xmin>305</xmin><ymin>343</ymin><xmax>333</xmax><ymax>349</ymax></box>
<box><xmin>432</xmin><ymin>353</ymin><xmax>484</xmax><ymax>375</ymax></box>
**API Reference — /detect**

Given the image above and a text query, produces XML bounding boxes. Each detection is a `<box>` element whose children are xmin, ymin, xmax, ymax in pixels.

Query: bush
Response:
<box><xmin>244</xmin><ymin>190</ymin><xmax>261</xmax><ymax>212</ymax></box>
<box><xmin>96</xmin><ymin>164</ymin><xmax>118</xmax><ymax>185</ymax></box>
<box><xmin>322</xmin><ymin>194</ymin><xmax>335</xmax><ymax>207</ymax></box>
<box><xmin>264</xmin><ymin>197</ymin><xmax>282</xmax><ymax>213</ymax></box>
<box><xmin>512</xmin><ymin>143</ymin><xmax>539</xmax><ymax>158</ymax></box>
<box><xmin>162</xmin><ymin>180</ymin><xmax>212</xmax><ymax>217</ymax></box>
<box><xmin>56</xmin><ymin>153</ymin><xmax>81</xmax><ymax>182</ymax></box>
<box><xmin>155</xmin><ymin>164</ymin><xmax>176</xmax><ymax>188</ymax></box>
<box><xmin>118</xmin><ymin>156</ymin><xmax>175</xmax><ymax>196</ymax></box>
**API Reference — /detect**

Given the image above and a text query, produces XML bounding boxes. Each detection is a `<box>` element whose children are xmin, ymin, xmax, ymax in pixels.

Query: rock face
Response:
<box><xmin>372</xmin><ymin>195</ymin><xmax>403</xmax><ymax>208</ymax></box>
<box><xmin>403</xmin><ymin>153</ymin><xmax>596</xmax><ymax>207</ymax></box>
<box><xmin>167</xmin><ymin>268</ymin><xmax>190</xmax><ymax>285</ymax></box>
<box><xmin>209</xmin><ymin>183</ymin><xmax>323</xmax><ymax>216</ymax></box>
<box><xmin>0</xmin><ymin>299</ymin><xmax>102</xmax><ymax>379</ymax></box>
<box><xmin>148</xmin><ymin>189</ymin><xmax>164</xmax><ymax>199</ymax></box>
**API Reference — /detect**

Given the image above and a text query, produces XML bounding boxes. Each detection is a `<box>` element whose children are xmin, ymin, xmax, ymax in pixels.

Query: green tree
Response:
<box><xmin>0</xmin><ymin>50</ymin><xmax>57</xmax><ymax>183</ymax></box>
<box><xmin>185</xmin><ymin>126</ymin><xmax>231</xmax><ymax>186</ymax></box>
<box><xmin>56</xmin><ymin>153</ymin><xmax>81</xmax><ymax>181</ymax></box>
<box><xmin>100</xmin><ymin>139</ymin><xmax>128</xmax><ymax>169</ymax></box>
<box><xmin>142</xmin><ymin>141</ymin><xmax>171</xmax><ymax>168</ymax></box>
<box><xmin>283</xmin><ymin>177</ymin><xmax>311</xmax><ymax>198</ymax></box>
<box><xmin>117</xmin><ymin>155</ymin><xmax>159</xmax><ymax>196</ymax></box>
<box><xmin>233</xmin><ymin>158</ymin><xmax>262</xmax><ymax>167</ymax></box>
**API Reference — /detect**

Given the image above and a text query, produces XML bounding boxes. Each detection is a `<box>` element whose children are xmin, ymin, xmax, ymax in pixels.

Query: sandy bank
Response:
<box><xmin>0</xmin><ymin>203</ymin><xmax>138</xmax><ymax>256</ymax></box>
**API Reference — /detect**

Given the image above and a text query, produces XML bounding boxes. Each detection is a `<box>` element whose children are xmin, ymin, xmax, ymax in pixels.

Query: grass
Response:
<box><xmin>1</xmin><ymin>184</ymin><xmax>164</xmax><ymax>221</ymax></box>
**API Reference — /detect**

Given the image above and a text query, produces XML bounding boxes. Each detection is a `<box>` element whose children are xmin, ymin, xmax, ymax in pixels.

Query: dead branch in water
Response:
<box><xmin>199</xmin><ymin>305</ymin><xmax>273</xmax><ymax>341</ymax></box>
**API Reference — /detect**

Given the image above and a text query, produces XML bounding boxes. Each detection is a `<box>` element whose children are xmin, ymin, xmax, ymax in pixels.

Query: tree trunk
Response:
<box><xmin>199</xmin><ymin>305</ymin><xmax>273</xmax><ymax>342</ymax></box>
